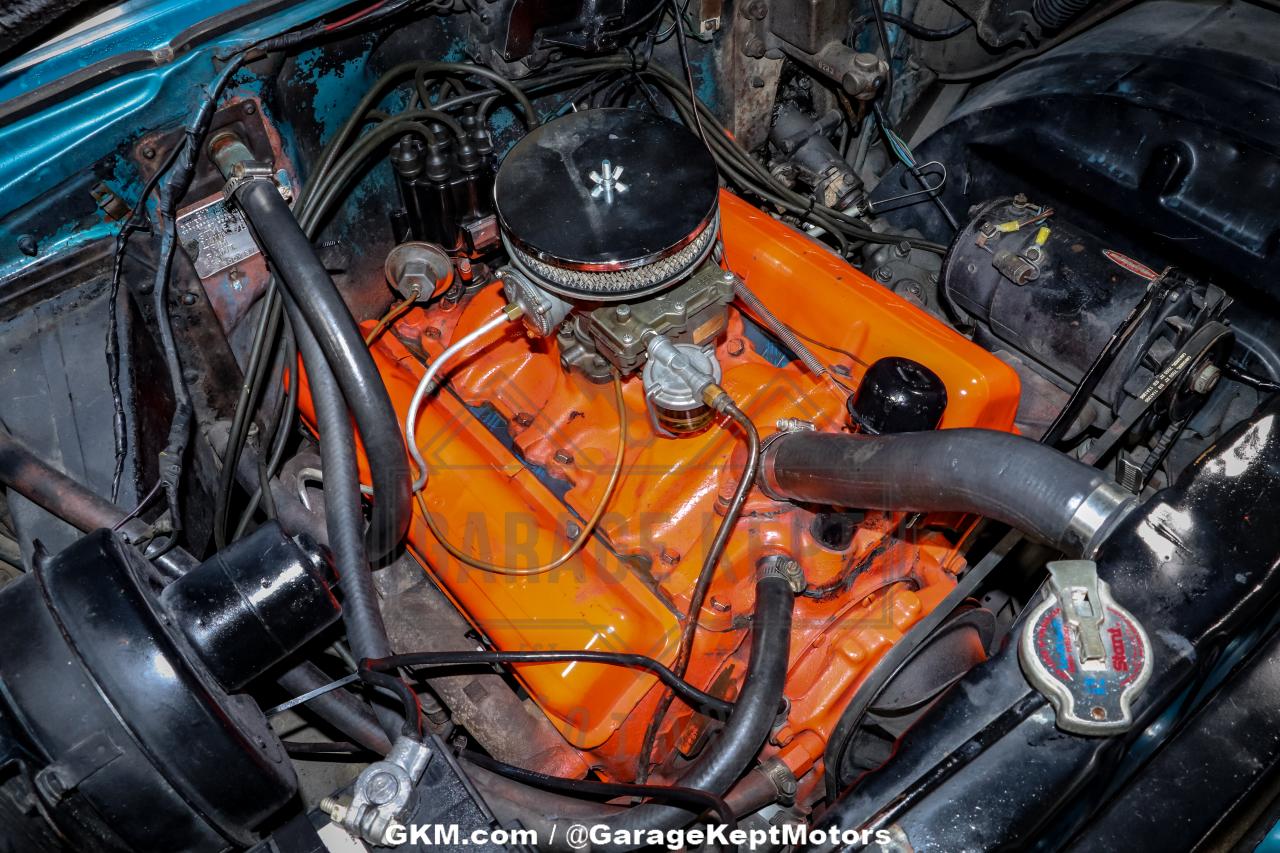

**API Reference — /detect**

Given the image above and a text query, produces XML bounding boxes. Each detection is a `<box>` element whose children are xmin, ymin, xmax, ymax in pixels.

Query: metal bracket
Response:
<box><xmin>862</xmin><ymin>161</ymin><xmax>949</xmax><ymax>216</ymax></box>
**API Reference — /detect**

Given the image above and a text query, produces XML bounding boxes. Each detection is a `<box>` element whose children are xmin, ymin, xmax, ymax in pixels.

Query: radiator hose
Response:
<box><xmin>760</xmin><ymin>429</ymin><xmax>1133</xmax><ymax>556</ymax></box>
<box><xmin>468</xmin><ymin>573</ymin><xmax>795</xmax><ymax>851</ymax></box>
<box><xmin>233</xmin><ymin>179</ymin><xmax>411</xmax><ymax>559</ymax></box>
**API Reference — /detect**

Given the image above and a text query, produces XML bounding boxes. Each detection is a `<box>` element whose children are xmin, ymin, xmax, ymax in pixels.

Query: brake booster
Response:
<box><xmin>304</xmin><ymin>108</ymin><xmax>1021</xmax><ymax>804</ymax></box>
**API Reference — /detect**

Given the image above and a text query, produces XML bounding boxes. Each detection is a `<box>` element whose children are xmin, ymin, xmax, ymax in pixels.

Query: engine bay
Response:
<box><xmin>1</xmin><ymin>0</ymin><xmax>1279</xmax><ymax>850</ymax></box>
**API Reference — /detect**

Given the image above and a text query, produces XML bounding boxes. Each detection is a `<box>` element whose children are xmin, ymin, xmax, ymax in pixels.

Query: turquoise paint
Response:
<box><xmin>0</xmin><ymin>217</ymin><xmax>116</xmax><ymax>283</ymax></box>
<box><xmin>1258</xmin><ymin>821</ymin><xmax>1280</xmax><ymax>853</ymax></box>
<box><xmin>0</xmin><ymin>0</ymin><xmax>351</xmax><ymax>272</ymax></box>
<box><xmin>290</xmin><ymin>46</ymin><xmax>377</xmax><ymax>142</ymax></box>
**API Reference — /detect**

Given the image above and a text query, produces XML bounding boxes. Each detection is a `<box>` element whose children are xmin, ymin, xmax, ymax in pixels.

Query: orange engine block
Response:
<box><xmin>319</xmin><ymin>191</ymin><xmax>1019</xmax><ymax>804</ymax></box>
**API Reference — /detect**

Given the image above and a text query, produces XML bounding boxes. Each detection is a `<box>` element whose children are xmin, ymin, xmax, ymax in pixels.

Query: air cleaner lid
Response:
<box><xmin>494</xmin><ymin>108</ymin><xmax>719</xmax><ymax>272</ymax></box>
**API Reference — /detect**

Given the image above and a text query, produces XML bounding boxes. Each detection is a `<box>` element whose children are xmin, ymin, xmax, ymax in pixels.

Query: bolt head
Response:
<box><xmin>853</xmin><ymin>52</ymin><xmax>881</xmax><ymax>72</ymax></box>
<box><xmin>365</xmin><ymin>770</ymin><xmax>400</xmax><ymax>805</ymax></box>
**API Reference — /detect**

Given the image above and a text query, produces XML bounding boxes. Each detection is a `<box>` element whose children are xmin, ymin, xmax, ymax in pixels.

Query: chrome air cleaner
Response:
<box><xmin>494</xmin><ymin>108</ymin><xmax>720</xmax><ymax>302</ymax></box>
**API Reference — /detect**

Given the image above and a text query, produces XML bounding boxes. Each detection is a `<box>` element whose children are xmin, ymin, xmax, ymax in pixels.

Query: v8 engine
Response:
<box><xmin>361</xmin><ymin>108</ymin><xmax>1020</xmax><ymax>795</ymax></box>
<box><xmin>1</xmin><ymin>0</ymin><xmax>1278</xmax><ymax>850</ymax></box>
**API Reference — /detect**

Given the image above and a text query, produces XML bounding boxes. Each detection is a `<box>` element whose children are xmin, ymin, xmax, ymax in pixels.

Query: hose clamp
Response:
<box><xmin>1064</xmin><ymin>481</ymin><xmax>1134</xmax><ymax>557</ymax></box>
<box><xmin>222</xmin><ymin>160</ymin><xmax>280</xmax><ymax>201</ymax></box>
<box><xmin>757</xmin><ymin>756</ymin><xmax>799</xmax><ymax>806</ymax></box>
<box><xmin>757</xmin><ymin>554</ymin><xmax>806</xmax><ymax>593</ymax></box>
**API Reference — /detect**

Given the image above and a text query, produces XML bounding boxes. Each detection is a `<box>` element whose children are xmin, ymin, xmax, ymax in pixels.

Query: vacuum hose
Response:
<box><xmin>469</xmin><ymin>573</ymin><xmax>795</xmax><ymax>851</ymax></box>
<box><xmin>760</xmin><ymin>429</ymin><xmax>1133</xmax><ymax>556</ymax></box>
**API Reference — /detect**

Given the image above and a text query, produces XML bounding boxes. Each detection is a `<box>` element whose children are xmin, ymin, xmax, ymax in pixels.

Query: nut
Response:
<box><xmin>1191</xmin><ymin>362</ymin><xmax>1221</xmax><ymax>395</ymax></box>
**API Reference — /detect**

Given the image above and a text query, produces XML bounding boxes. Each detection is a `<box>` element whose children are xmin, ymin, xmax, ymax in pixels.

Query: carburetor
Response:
<box><xmin>493</xmin><ymin>108</ymin><xmax>733</xmax><ymax>434</ymax></box>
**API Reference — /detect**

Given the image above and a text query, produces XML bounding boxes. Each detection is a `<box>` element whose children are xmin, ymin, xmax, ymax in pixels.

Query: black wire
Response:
<box><xmin>869</xmin><ymin>0</ymin><xmax>895</xmax><ymax>112</ymax></box>
<box><xmin>1225</xmin><ymin>362</ymin><xmax>1280</xmax><ymax>394</ymax></box>
<box><xmin>872</xmin><ymin>102</ymin><xmax>959</xmax><ymax>231</ymax></box>
<box><xmin>597</xmin><ymin>0</ymin><xmax>667</xmax><ymax>40</ymax></box>
<box><xmin>361</xmin><ymin>666</ymin><xmax>424</xmax><ymax>741</ymax></box>
<box><xmin>852</xmin><ymin>11</ymin><xmax>973</xmax><ymax>41</ymax></box>
<box><xmin>149</xmin><ymin>52</ymin><xmax>250</xmax><ymax>543</ymax></box>
<box><xmin>361</xmin><ymin>651</ymin><xmax>734</xmax><ymax>719</ymax></box>
<box><xmin>106</xmin><ymin>141</ymin><xmax>183</xmax><ymax>503</ymax></box>
<box><xmin>214</xmin><ymin>289</ymin><xmax>282</xmax><ymax>548</ymax></box>
<box><xmin>463</xmin><ymin>751</ymin><xmax>738</xmax><ymax>827</ymax></box>
<box><xmin>1040</xmin><ymin>279</ymin><xmax>1168</xmax><ymax>447</ymax></box>
<box><xmin>670</xmin><ymin>0</ymin><xmax>709</xmax><ymax>150</ymax></box>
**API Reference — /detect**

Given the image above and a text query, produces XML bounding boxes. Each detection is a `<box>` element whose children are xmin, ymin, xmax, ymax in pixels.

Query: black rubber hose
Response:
<box><xmin>464</xmin><ymin>575</ymin><xmax>794</xmax><ymax>851</ymax></box>
<box><xmin>602</xmin><ymin>576</ymin><xmax>791</xmax><ymax>840</ymax></box>
<box><xmin>231</xmin><ymin>180</ymin><xmax>410</xmax><ymax>561</ymax></box>
<box><xmin>760</xmin><ymin>430</ymin><xmax>1133</xmax><ymax>556</ymax></box>
<box><xmin>284</xmin><ymin>295</ymin><xmax>405</xmax><ymax>741</ymax></box>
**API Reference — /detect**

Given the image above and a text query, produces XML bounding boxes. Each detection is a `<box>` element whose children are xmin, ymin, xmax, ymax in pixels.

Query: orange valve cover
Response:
<box><xmin>303</xmin><ymin>191</ymin><xmax>1020</xmax><ymax>795</ymax></box>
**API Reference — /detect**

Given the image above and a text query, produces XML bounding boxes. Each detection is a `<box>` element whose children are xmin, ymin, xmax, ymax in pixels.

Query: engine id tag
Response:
<box><xmin>1019</xmin><ymin>559</ymin><xmax>1152</xmax><ymax>735</ymax></box>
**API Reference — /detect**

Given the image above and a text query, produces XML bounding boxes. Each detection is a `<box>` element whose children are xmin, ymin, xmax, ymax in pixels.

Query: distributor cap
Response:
<box><xmin>495</xmin><ymin>108</ymin><xmax>720</xmax><ymax>301</ymax></box>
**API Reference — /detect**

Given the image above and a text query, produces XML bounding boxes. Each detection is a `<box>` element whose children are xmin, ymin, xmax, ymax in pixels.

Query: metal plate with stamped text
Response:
<box><xmin>176</xmin><ymin>196</ymin><xmax>260</xmax><ymax>279</ymax></box>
